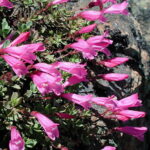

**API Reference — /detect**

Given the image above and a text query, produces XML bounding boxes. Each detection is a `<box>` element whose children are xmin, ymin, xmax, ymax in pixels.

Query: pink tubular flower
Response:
<box><xmin>63</xmin><ymin>76</ymin><xmax>87</xmax><ymax>87</ymax></box>
<box><xmin>115</xmin><ymin>93</ymin><xmax>142</xmax><ymax>109</ymax></box>
<box><xmin>33</xmin><ymin>63</ymin><xmax>61</xmax><ymax>77</ymax></box>
<box><xmin>69</xmin><ymin>33</ymin><xmax>112</xmax><ymax>59</ymax></box>
<box><xmin>1</xmin><ymin>55</ymin><xmax>28</xmax><ymax>77</ymax></box>
<box><xmin>9</xmin><ymin>32</ymin><xmax>30</xmax><ymax>47</ymax></box>
<box><xmin>47</xmin><ymin>0</ymin><xmax>69</xmax><ymax>7</ymax></box>
<box><xmin>0</xmin><ymin>0</ymin><xmax>13</xmax><ymax>8</ymax></box>
<box><xmin>99</xmin><ymin>57</ymin><xmax>129</xmax><ymax>68</ymax></box>
<box><xmin>99</xmin><ymin>73</ymin><xmax>129</xmax><ymax>81</ymax></box>
<box><xmin>115</xmin><ymin>126</ymin><xmax>148</xmax><ymax>141</ymax></box>
<box><xmin>31</xmin><ymin>111</ymin><xmax>59</xmax><ymax>141</ymax></box>
<box><xmin>9</xmin><ymin>126</ymin><xmax>25</xmax><ymax>150</ymax></box>
<box><xmin>70</xmin><ymin>39</ymin><xmax>97</xmax><ymax>59</ymax></box>
<box><xmin>103</xmin><ymin>1</ymin><xmax>128</xmax><ymax>15</ymax></box>
<box><xmin>2</xmin><ymin>43</ymin><xmax>45</xmax><ymax>64</ymax></box>
<box><xmin>101</xmin><ymin>146</ymin><xmax>116</xmax><ymax>150</ymax></box>
<box><xmin>92</xmin><ymin>96</ymin><xmax>117</xmax><ymax>110</ymax></box>
<box><xmin>0</xmin><ymin>32</ymin><xmax>45</xmax><ymax>76</ymax></box>
<box><xmin>61</xmin><ymin>93</ymin><xmax>93</xmax><ymax>109</ymax></box>
<box><xmin>56</xmin><ymin>112</ymin><xmax>75</xmax><ymax>119</ymax></box>
<box><xmin>75</xmin><ymin>23</ymin><xmax>97</xmax><ymax>34</ymax></box>
<box><xmin>115</xmin><ymin>110</ymin><xmax>146</xmax><ymax>120</ymax></box>
<box><xmin>77</xmin><ymin>10</ymin><xmax>106</xmax><ymax>22</ymax></box>
<box><xmin>30</xmin><ymin>71</ymin><xmax>63</xmax><ymax>96</ymax></box>
<box><xmin>55</xmin><ymin>62</ymin><xmax>87</xmax><ymax>79</ymax></box>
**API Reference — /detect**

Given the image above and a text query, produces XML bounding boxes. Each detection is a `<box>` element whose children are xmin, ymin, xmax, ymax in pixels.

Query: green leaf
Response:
<box><xmin>26</xmin><ymin>138</ymin><xmax>37</xmax><ymax>148</ymax></box>
<box><xmin>0</xmin><ymin>18</ymin><xmax>11</xmax><ymax>38</ymax></box>
<box><xmin>10</xmin><ymin>92</ymin><xmax>22</xmax><ymax>107</ymax></box>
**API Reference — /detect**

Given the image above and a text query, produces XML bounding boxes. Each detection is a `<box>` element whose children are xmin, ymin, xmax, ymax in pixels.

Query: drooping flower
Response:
<box><xmin>9</xmin><ymin>126</ymin><xmax>25</xmax><ymax>150</ymax></box>
<box><xmin>0</xmin><ymin>32</ymin><xmax>45</xmax><ymax>76</ymax></box>
<box><xmin>68</xmin><ymin>33</ymin><xmax>112</xmax><ymax>59</ymax></box>
<box><xmin>61</xmin><ymin>93</ymin><xmax>93</xmax><ymax>109</ymax></box>
<box><xmin>75</xmin><ymin>23</ymin><xmax>97</xmax><ymax>34</ymax></box>
<box><xmin>77</xmin><ymin>1</ymin><xmax>128</xmax><ymax>22</ymax></box>
<box><xmin>99</xmin><ymin>73</ymin><xmax>129</xmax><ymax>81</ymax></box>
<box><xmin>69</xmin><ymin>39</ymin><xmax>98</xmax><ymax>59</ymax></box>
<box><xmin>9</xmin><ymin>32</ymin><xmax>30</xmax><ymax>47</ymax></box>
<box><xmin>33</xmin><ymin>63</ymin><xmax>61</xmax><ymax>77</ymax></box>
<box><xmin>31</xmin><ymin>111</ymin><xmax>59</xmax><ymax>141</ymax></box>
<box><xmin>55</xmin><ymin>62</ymin><xmax>87</xmax><ymax>79</ymax></box>
<box><xmin>114</xmin><ymin>110</ymin><xmax>145</xmax><ymax>120</ymax></box>
<box><xmin>30</xmin><ymin>71</ymin><xmax>63</xmax><ymax>96</ymax></box>
<box><xmin>63</xmin><ymin>76</ymin><xmax>87</xmax><ymax>87</ymax></box>
<box><xmin>77</xmin><ymin>10</ymin><xmax>107</xmax><ymax>22</ymax></box>
<box><xmin>91</xmin><ymin>94</ymin><xmax>145</xmax><ymax>121</ymax></box>
<box><xmin>92</xmin><ymin>96</ymin><xmax>117</xmax><ymax>110</ymax></box>
<box><xmin>103</xmin><ymin>1</ymin><xmax>128</xmax><ymax>15</ymax></box>
<box><xmin>101</xmin><ymin>146</ymin><xmax>116</xmax><ymax>150</ymax></box>
<box><xmin>1</xmin><ymin>55</ymin><xmax>28</xmax><ymax>77</ymax></box>
<box><xmin>0</xmin><ymin>0</ymin><xmax>13</xmax><ymax>8</ymax></box>
<box><xmin>99</xmin><ymin>57</ymin><xmax>129</xmax><ymax>68</ymax></box>
<box><xmin>115</xmin><ymin>126</ymin><xmax>148</xmax><ymax>141</ymax></box>
<box><xmin>114</xmin><ymin>93</ymin><xmax>142</xmax><ymax>109</ymax></box>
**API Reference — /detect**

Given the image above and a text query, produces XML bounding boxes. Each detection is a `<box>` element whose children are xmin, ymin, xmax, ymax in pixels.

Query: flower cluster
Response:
<box><xmin>0</xmin><ymin>0</ymin><xmax>148</xmax><ymax>150</ymax></box>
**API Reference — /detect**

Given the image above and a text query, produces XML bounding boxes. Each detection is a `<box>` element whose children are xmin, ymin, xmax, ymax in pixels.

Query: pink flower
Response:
<box><xmin>56</xmin><ymin>113</ymin><xmax>75</xmax><ymax>119</ymax></box>
<box><xmin>55</xmin><ymin>62</ymin><xmax>87</xmax><ymax>79</ymax></box>
<box><xmin>99</xmin><ymin>57</ymin><xmax>129</xmax><ymax>68</ymax></box>
<box><xmin>70</xmin><ymin>39</ymin><xmax>97</xmax><ymax>59</ymax></box>
<box><xmin>101</xmin><ymin>146</ymin><xmax>116</xmax><ymax>150</ymax></box>
<box><xmin>48</xmin><ymin>0</ymin><xmax>69</xmax><ymax>7</ymax></box>
<box><xmin>114</xmin><ymin>93</ymin><xmax>142</xmax><ymax>109</ymax></box>
<box><xmin>2</xmin><ymin>46</ymin><xmax>36</xmax><ymax>64</ymax></box>
<box><xmin>61</xmin><ymin>93</ymin><xmax>93</xmax><ymax>109</ymax></box>
<box><xmin>78</xmin><ymin>1</ymin><xmax>128</xmax><ymax>22</ymax></box>
<box><xmin>9</xmin><ymin>126</ymin><xmax>25</xmax><ymax>150</ymax></box>
<box><xmin>9</xmin><ymin>32</ymin><xmax>30</xmax><ymax>47</ymax></box>
<box><xmin>86</xmin><ymin>32</ymin><xmax>109</xmax><ymax>44</ymax></box>
<box><xmin>115</xmin><ymin>110</ymin><xmax>145</xmax><ymax>120</ymax></box>
<box><xmin>33</xmin><ymin>63</ymin><xmax>61</xmax><ymax>77</ymax></box>
<box><xmin>30</xmin><ymin>71</ymin><xmax>63</xmax><ymax>96</ymax></box>
<box><xmin>115</xmin><ymin>126</ymin><xmax>148</xmax><ymax>141</ymax></box>
<box><xmin>77</xmin><ymin>10</ymin><xmax>106</xmax><ymax>22</ymax></box>
<box><xmin>31</xmin><ymin>111</ymin><xmax>59</xmax><ymax>141</ymax></box>
<box><xmin>0</xmin><ymin>0</ymin><xmax>13</xmax><ymax>8</ymax></box>
<box><xmin>75</xmin><ymin>23</ymin><xmax>97</xmax><ymax>34</ymax></box>
<box><xmin>69</xmin><ymin>33</ymin><xmax>112</xmax><ymax>59</ymax></box>
<box><xmin>103</xmin><ymin>1</ymin><xmax>128</xmax><ymax>15</ymax></box>
<box><xmin>99</xmin><ymin>73</ymin><xmax>129</xmax><ymax>81</ymax></box>
<box><xmin>63</xmin><ymin>76</ymin><xmax>87</xmax><ymax>87</ymax></box>
<box><xmin>2</xmin><ymin>43</ymin><xmax>45</xmax><ymax>64</ymax></box>
<box><xmin>1</xmin><ymin>55</ymin><xmax>28</xmax><ymax>77</ymax></box>
<box><xmin>0</xmin><ymin>32</ymin><xmax>45</xmax><ymax>76</ymax></box>
<box><xmin>92</xmin><ymin>96</ymin><xmax>117</xmax><ymax>110</ymax></box>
